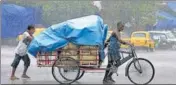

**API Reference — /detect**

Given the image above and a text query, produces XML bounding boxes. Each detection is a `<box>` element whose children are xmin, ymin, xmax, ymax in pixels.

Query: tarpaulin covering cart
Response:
<box><xmin>28</xmin><ymin>15</ymin><xmax>108</xmax><ymax>58</ymax></box>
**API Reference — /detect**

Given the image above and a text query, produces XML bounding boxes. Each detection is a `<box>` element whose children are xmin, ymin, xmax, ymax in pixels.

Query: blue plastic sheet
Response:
<box><xmin>155</xmin><ymin>10</ymin><xmax>176</xmax><ymax>30</ymax></box>
<box><xmin>28</xmin><ymin>15</ymin><xmax>108</xmax><ymax>60</ymax></box>
<box><xmin>168</xmin><ymin>2</ymin><xmax>176</xmax><ymax>12</ymax></box>
<box><xmin>154</xmin><ymin>19</ymin><xmax>176</xmax><ymax>30</ymax></box>
<box><xmin>156</xmin><ymin>11</ymin><xmax>176</xmax><ymax>20</ymax></box>
<box><xmin>2</xmin><ymin>4</ymin><xmax>41</xmax><ymax>38</ymax></box>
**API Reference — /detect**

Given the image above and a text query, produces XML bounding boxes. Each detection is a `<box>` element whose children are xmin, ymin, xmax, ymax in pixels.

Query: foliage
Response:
<box><xmin>4</xmin><ymin>0</ymin><xmax>162</xmax><ymax>31</ymax></box>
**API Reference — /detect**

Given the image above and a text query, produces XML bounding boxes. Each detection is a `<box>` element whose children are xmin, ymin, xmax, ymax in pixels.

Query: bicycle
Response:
<box><xmin>51</xmin><ymin>45</ymin><xmax>155</xmax><ymax>84</ymax></box>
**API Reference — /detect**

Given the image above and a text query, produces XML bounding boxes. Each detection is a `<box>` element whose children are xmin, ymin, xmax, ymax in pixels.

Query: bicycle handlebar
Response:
<box><xmin>129</xmin><ymin>45</ymin><xmax>135</xmax><ymax>49</ymax></box>
<box><xmin>130</xmin><ymin>45</ymin><xmax>135</xmax><ymax>51</ymax></box>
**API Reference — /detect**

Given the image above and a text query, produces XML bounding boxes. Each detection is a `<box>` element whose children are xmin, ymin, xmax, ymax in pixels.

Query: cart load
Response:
<box><xmin>37</xmin><ymin>43</ymin><xmax>100</xmax><ymax>67</ymax></box>
<box><xmin>28</xmin><ymin>15</ymin><xmax>108</xmax><ymax>65</ymax></box>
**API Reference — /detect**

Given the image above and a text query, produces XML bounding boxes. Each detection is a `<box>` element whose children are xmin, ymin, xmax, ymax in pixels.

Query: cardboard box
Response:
<box><xmin>37</xmin><ymin>44</ymin><xmax>99</xmax><ymax>66</ymax></box>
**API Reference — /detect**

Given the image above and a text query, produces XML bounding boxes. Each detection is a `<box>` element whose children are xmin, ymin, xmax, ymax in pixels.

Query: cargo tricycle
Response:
<box><xmin>36</xmin><ymin>44</ymin><xmax>155</xmax><ymax>84</ymax></box>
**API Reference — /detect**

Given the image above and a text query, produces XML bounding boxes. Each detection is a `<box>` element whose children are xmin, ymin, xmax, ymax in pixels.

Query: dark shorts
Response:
<box><xmin>11</xmin><ymin>54</ymin><xmax>30</xmax><ymax>68</ymax></box>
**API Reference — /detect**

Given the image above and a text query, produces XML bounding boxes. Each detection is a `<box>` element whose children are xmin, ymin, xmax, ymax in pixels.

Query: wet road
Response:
<box><xmin>1</xmin><ymin>46</ymin><xmax>176</xmax><ymax>84</ymax></box>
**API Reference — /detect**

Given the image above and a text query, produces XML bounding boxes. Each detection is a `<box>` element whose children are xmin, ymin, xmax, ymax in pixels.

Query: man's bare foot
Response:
<box><xmin>21</xmin><ymin>74</ymin><xmax>30</xmax><ymax>78</ymax></box>
<box><xmin>10</xmin><ymin>76</ymin><xmax>19</xmax><ymax>80</ymax></box>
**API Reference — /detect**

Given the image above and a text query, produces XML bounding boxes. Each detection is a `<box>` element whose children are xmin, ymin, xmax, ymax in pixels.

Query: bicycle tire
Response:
<box><xmin>126</xmin><ymin>58</ymin><xmax>155</xmax><ymax>84</ymax></box>
<box><xmin>76</xmin><ymin>70</ymin><xmax>85</xmax><ymax>80</ymax></box>
<box><xmin>52</xmin><ymin>57</ymin><xmax>80</xmax><ymax>84</ymax></box>
<box><xmin>60</xmin><ymin>69</ymin><xmax>85</xmax><ymax>81</ymax></box>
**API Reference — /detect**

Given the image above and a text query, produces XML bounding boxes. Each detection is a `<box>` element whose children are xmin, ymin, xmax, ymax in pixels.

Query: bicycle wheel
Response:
<box><xmin>76</xmin><ymin>70</ymin><xmax>85</xmax><ymax>80</ymax></box>
<box><xmin>52</xmin><ymin>57</ymin><xmax>80</xmax><ymax>84</ymax></box>
<box><xmin>127</xmin><ymin>58</ymin><xmax>155</xmax><ymax>84</ymax></box>
<box><xmin>60</xmin><ymin>69</ymin><xmax>85</xmax><ymax>81</ymax></box>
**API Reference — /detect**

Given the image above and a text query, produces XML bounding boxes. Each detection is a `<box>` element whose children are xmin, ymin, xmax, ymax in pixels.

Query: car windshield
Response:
<box><xmin>133</xmin><ymin>33</ymin><xmax>146</xmax><ymax>38</ymax></box>
<box><xmin>167</xmin><ymin>32</ymin><xmax>175</xmax><ymax>39</ymax></box>
<box><xmin>150</xmin><ymin>33</ymin><xmax>160</xmax><ymax>40</ymax></box>
<box><xmin>150</xmin><ymin>33</ymin><xmax>167</xmax><ymax>40</ymax></box>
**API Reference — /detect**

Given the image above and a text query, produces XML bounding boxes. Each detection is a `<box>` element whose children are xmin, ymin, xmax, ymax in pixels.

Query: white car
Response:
<box><xmin>148</xmin><ymin>31</ymin><xmax>176</xmax><ymax>50</ymax></box>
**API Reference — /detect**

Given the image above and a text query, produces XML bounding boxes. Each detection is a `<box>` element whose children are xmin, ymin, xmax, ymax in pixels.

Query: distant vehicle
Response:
<box><xmin>171</xmin><ymin>31</ymin><xmax>176</xmax><ymax>37</ymax></box>
<box><xmin>121</xmin><ymin>32</ymin><xmax>131</xmax><ymax>48</ymax></box>
<box><xmin>148</xmin><ymin>31</ymin><xmax>176</xmax><ymax>50</ymax></box>
<box><xmin>130</xmin><ymin>31</ymin><xmax>155</xmax><ymax>52</ymax></box>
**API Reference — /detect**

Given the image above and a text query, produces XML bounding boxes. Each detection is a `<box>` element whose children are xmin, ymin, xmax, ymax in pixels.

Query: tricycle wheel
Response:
<box><xmin>76</xmin><ymin>70</ymin><xmax>85</xmax><ymax>80</ymax></box>
<box><xmin>52</xmin><ymin>57</ymin><xmax>80</xmax><ymax>84</ymax></box>
<box><xmin>60</xmin><ymin>69</ymin><xmax>85</xmax><ymax>81</ymax></box>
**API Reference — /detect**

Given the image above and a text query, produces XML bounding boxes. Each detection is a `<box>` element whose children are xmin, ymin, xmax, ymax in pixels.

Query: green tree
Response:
<box><xmin>101</xmin><ymin>0</ymin><xmax>159</xmax><ymax>31</ymax></box>
<box><xmin>4</xmin><ymin>0</ymin><xmax>162</xmax><ymax>31</ymax></box>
